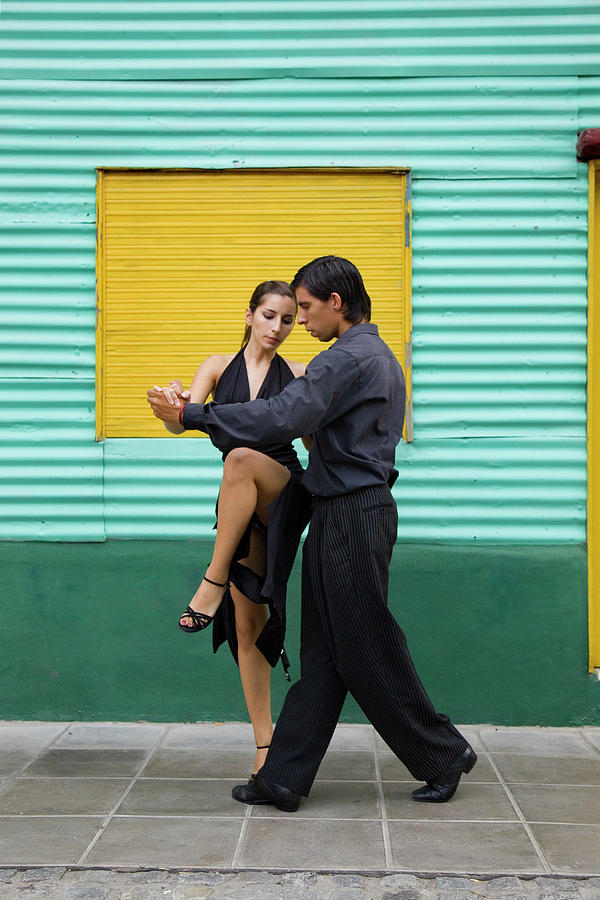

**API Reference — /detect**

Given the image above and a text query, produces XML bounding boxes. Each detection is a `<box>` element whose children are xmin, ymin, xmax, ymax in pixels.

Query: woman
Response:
<box><xmin>151</xmin><ymin>281</ymin><xmax>311</xmax><ymax>777</ymax></box>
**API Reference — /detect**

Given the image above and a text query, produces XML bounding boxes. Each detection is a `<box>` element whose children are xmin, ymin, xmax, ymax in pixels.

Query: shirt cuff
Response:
<box><xmin>180</xmin><ymin>401</ymin><xmax>207</xmax><ymax>431</ymax></box>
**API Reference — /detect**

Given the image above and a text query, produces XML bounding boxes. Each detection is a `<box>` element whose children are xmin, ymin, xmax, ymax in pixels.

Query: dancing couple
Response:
<box><xmin>148</xmin><ymin>255</ymin><xmax>476</xmax><ymax>809</ymax></box>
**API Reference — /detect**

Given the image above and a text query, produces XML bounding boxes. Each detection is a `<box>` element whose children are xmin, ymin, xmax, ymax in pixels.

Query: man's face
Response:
<box><xmin>295</xmin><ymin>285</ymin><xmax>343</xmax><ymax>342</ymax></box>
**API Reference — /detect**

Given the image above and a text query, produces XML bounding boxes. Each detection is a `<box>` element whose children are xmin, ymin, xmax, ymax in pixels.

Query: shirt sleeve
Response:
<box><xmin>181</xmin><ymin>347</ymin><xmax>360</xmax><ymax>453</ymax></box>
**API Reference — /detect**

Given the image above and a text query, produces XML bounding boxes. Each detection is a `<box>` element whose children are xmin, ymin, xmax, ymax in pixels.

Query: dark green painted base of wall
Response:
<box><xmin>2</xmin><ymin>541</ymin><xmax>598</xmax><ymax>725</ymax></box>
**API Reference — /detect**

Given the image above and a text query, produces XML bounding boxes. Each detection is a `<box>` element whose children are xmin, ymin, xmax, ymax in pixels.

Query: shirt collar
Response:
<box><xmin>334</xmin><ymin>323</ymin><xmax>379</xmax><ymax>345</ymax></box>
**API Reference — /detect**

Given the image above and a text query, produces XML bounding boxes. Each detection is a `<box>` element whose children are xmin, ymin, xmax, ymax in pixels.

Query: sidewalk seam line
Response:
<box><xmin>479</xmin><ymin>731</ymin><xmax>552</xmax><ymax>875</ymax></box>
<box><xmin>231</xmin><ymin>804</ymin><xmax>252</xmax><ymax>867</ymax></box>
<box><xmin>371</xmin><ymin>726</ymin><xmax>392</xmax><ymax>870</ymax></box>
<box><xmin>75</xmin><ymin>723</ymin><xmax>172</xmax><ymax>866</ymax></box>
<box><xmin>9</xmin><ymin>722</ymin><xmax>73</xmax><ymax>783</ymax></box>
<box><xmin>581</xmin><ymin>731</ymin><xmax>600</xmax><ymax>759</ymax></box>
<box><xmin>0</xmin><ymin>813</ymin><xmax>536</xmax><ymax>823</ymax></box>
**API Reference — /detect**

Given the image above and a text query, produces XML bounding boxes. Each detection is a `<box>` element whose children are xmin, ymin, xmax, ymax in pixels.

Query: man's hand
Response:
<box><xmin>147</xmin><ymin>386</ymin><xmax>186</xmax><ymax>426</ymax></box>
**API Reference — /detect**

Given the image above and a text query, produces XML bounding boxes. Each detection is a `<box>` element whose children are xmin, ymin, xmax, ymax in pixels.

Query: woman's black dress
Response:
<box><xmin>209</xmin><ymin>349</ymin><xmax>312</xmax><ymax>677</ymax></box>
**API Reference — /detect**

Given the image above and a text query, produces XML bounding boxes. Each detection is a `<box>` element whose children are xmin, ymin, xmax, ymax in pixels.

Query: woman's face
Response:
<box><xmin>246</xmin><ymin>293</ymin><xmax>297</xmax><ymax>351</ymax></box>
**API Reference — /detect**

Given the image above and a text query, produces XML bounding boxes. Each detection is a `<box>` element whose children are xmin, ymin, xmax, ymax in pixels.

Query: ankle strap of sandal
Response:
<box><xmin>203</xmin><ymin>575</ymin><xmax>229</xmax><ymax>588</ymax></box>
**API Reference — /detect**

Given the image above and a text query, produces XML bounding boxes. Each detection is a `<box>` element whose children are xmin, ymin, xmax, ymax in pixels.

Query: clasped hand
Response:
<box><xmin>146</xmin><ymin>378</ymin><xmax>191</xmax><ymax>425</ymax></box>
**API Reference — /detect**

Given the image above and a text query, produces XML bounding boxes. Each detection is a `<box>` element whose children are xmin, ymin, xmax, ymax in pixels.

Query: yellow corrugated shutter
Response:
<box><xmin>96</xmin><ymin>168</ymin><xmax>410</xmax><ymax>438</ymax></box>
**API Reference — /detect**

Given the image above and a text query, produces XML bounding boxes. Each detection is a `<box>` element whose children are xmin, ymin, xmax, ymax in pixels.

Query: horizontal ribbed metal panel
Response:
<box><xmin>578</xmin><ymin>75</ymin><xmax>600</xmax><ymax>124</ymax></box>
<box><xmin>104</xmin><ymin>438</ymin><xmax>225</xmax><ymax>538</ymax></box>
<box><xmin>0</xmin><ymin>73</ymin><xmax>592</xmax><ymax>541</ymax></box>
<box><xmin>1</xmin><ymin>1</ymin><xmax>599</xmax><ymax>78</ymax></box>
<box><xmin>103</xmin><ymin>437</ymin><xmax>585</xmax><ymax>542</ymax></box>
<box><xmin>412</xmin><ymin>177</ymin><xmax>588</xmax><ymax>437</ymax></box>
<box><xmin>0</xmin><ymin>78</ymin><xmax>577</xmax><ymax>192</ymax></box>
<box><xmin>0</xmin><ymin>226</ymin><xmax>96</xmax><ymax>379</ymax></box>
<box><xmin>394</xmin><ymin>438</ymin><xmax>585</xmax><ymax>542</ymax></box>
<box><xmin>0</xmin><ymin>381</ymin><xmax>104</xmax><ymax>540</ymax></box>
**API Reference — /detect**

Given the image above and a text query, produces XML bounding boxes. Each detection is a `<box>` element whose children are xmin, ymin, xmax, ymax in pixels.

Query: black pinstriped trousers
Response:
<box><xmin>260</xmin><ymin>484</ymin><xmax>469</xmax><ymax>797</ymax></box>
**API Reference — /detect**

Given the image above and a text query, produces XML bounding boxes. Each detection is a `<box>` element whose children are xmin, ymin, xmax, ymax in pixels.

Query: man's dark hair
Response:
<box><xmin>291</xmin><ymin>256</ymin><xmax>371</xmax><ymax>324</ymax></box>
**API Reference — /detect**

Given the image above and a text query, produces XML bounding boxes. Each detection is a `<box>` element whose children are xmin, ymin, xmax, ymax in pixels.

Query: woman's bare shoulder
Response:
<box><xmin>196</xmin><ymin>353</ymin><xmax>235</xmax><ymax>378</ymax></box>
<box><xmin>285</xmin><ymin>359</ymin><xmax>308</xmax><ymax>378</ymax></box>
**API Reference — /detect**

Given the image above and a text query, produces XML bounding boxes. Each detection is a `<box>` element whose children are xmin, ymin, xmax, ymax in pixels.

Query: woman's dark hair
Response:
<box><xmin>290</xmin><ymin>256</ymin><xmax>371</xmax><ymax>324</ymax></box>
<box><xmin>241</xmin><ymin>280</ymin><xmax>297</xmax><ymax>348</ymax></box>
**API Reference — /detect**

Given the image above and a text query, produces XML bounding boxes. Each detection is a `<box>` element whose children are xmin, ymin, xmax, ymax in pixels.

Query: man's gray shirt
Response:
<box><xmin>182</xmin><ymin>323</ymin><xmax>406</xmax><ymax>496</ymax></box>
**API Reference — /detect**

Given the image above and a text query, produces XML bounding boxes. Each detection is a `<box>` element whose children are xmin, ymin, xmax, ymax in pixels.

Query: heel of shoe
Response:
<box><xmin>274</xmin><ymin>796</ymin><xmax>301</xmax><ymax>813</ymax></box>
<box><xmin>256</xmin><ymin>774</ymin><xmax>301</xmax><ymax>812</ymax></box>
<box><xmin>462</xmin><ymin>748</ymin><xmax>477</xmax><ymax>774</ymax></box>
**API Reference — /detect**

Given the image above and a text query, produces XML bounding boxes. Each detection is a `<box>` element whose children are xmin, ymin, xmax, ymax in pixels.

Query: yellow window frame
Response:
<box><xmin>95</xmin><ymin>167</ymin><xmax>413</xmax><ymax>441</ymax></box>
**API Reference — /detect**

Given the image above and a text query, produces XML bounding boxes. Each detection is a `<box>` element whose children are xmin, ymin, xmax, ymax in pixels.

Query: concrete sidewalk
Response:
<box><xmin>0</xmin><ymin>722</ymin><xmax>599</xmax><ymax>896</ymax></box>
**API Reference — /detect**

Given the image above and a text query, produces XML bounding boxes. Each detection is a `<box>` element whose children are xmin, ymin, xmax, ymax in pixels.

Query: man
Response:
<box><xmin>148</xmin><ymin>256</ymin><xmax>476</xmax><ymax>811</ymax></box>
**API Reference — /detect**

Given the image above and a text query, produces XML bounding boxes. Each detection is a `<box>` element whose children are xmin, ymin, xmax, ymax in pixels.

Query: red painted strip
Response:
<box><xmin>577</xmin><ymin>128</ymin><xmax>600</xmax><ymax>161</ymax></box>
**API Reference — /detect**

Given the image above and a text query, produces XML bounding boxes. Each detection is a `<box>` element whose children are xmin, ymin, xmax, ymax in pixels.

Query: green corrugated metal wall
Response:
<box><xmin>0</xmin><ymin>3</ymin><xmax>598</xmax><ymax>542</ymax></box>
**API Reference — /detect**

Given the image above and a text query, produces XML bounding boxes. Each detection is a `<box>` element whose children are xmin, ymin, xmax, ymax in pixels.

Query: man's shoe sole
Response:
<box><xmin>231</xmin><ymin>792</ymin><xmax>271</xmax><ymax>805</ymax></box>
<box><xmin>273</xmin><ymin>797</ymin><xmax>300</xmax><ymax>812</ymax></box>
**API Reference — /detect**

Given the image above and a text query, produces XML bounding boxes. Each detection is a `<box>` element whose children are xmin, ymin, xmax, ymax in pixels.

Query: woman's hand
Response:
<box><xmin>147</xmin><ymin>385</ymin><xmax>185</xmax><ymax>428</ymax></box>
<box><xmin>159</xmin><ymin>379</ymin><xmax>191</xmax><ymax>408</ymax></box>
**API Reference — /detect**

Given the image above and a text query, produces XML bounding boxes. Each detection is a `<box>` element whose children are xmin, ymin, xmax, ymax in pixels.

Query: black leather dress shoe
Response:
<box><xmin>232</xmin><ymin>773</ymin><xmax>301</xmax><ymax>812</ymax></box>
<box><xmin>412</xmin><ymin>746</ymin><xmax>477</xmax><ymax>803</ymax></box>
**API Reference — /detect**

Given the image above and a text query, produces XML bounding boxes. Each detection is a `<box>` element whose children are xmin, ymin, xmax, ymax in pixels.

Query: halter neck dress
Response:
<box><xmin>209</xmin><ymin>348</ymin><xmax>312</xmax><ymax>676</ymax></box>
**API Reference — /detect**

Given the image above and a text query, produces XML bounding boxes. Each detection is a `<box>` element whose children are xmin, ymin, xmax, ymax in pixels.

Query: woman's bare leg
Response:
<box><xmin>237</xmin><ymin>596</ymin><xmax>273</xmax><ymax>773</ymax></box>
<box><xmin>230</xmin><ymin>525</ymin><xmax>273</xmax><ymax>773</ymax></box>
<box><xmin>180</xmin><ymin>448</ymin><xmax>290</xmax><ymax>627</ymax></box>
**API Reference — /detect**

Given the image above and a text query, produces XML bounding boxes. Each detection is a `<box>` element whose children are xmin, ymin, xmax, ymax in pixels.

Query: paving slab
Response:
<box><xmin>162</xmin><ymin>723</ymin><xmax>254</xmax><ymax>749</ymax></box>
<box><xmin>0</xmin><ymin>819</ymin><xmax>103</xmax><ymax>866</ymax></box>
<box><xmin>480</xmin><ymin>730</ymin><xmax>595</xmax><ymax>758</ymax></box>
<box><xmin>237</xmin><ymin>817</ymin><xmax>387</xmax><ymax>870</ymax></box>
<box><xmin>54</xmin><ymin>724</ymin><xmax>167</xmax><ymax>750</ymax></box>
<box><xmin>509</xmin><ymin>785</ymin><xmax>600</xmax><ymax>825</ymax></box>
<box><xmin>326</xmin><ymin>724</ymin><xmax>374</xmax><ymax>752</ymax></box>
<box><xmin>383</xmin><ymin>782</ymin><xmax>518</xmax><ymax>821</ymax></box>
<box><xmin>494</xmin><ymin>753</ymin><xmax>600</xmax><ymax>786</ymax></box>
<box><xmin>0</xmin><ymin>749</ymin><xmax>40</xmax><ymax>778</ymax></box>
<box><xmin>84</xmin><ymin>816</ymin><xmax>241</xmax><ymax>867</ymax></box>
<box><xmin>314</xmin><ymin>750</ymin><xmax>376</xmax><ymax>781</ymax></box>
<box><xmin>0</xmin><ymin>723</ymin><xmax>67</xmax><ymax>751</ymax></box>
<box><xmin>388</xmin><ymin>820</ymin><xmax>544</xmax><ymax>874</ymax></box>
<box><xmin>118</xmin><ymin>778</ymin><xmax>246</xmax><ymax>817</ymax></box>
<box><xmin>24</xmin><ymin>749</ymin><xmax>148</xmax><ymax>778</ymax></box>
<box><xmin>141</xmin><ymin>748</ymin><xmax>252</xmax><ymax>780</ymax></box>
<box><xmin>0</xmin><ymin>777</ymin><xmax>130</xmax><ymax>816</ymax></box>
<box><xmin>529</xmin><ymin>824</ymin><xmax>600</xmax><ymax>875</ymax></box>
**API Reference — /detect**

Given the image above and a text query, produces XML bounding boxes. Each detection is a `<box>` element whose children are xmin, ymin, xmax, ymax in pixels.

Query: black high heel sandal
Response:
<box><xmin>178</xmin><ymin>575</ymin><xmax>229</xmax><ymax>633</ymax></box>
<box><xmin>248</xmin><ymin>744</ymin><xmax>271</xmax><ymax>785</ymax></box>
